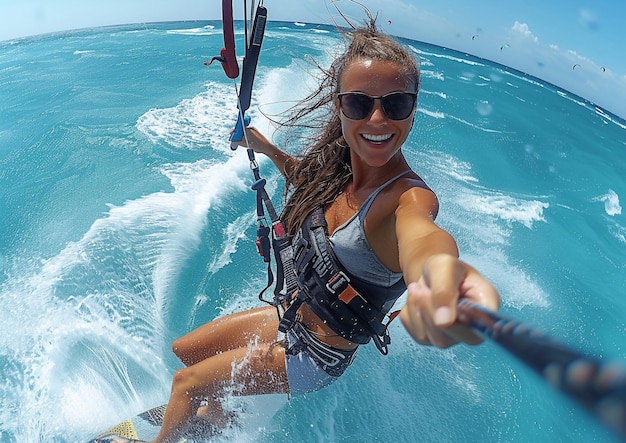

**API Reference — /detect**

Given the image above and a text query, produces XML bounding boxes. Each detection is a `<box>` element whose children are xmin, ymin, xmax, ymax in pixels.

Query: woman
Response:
<box><xmin>99</xmin><ymin>20</ymin><xmax>499</xmax><ymax>443</ymax></box>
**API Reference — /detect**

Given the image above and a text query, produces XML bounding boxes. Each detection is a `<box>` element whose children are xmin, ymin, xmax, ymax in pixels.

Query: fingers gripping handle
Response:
<box><xmin>230</xmin><ymin>114</ymin><xmax>251</xmax><ymax>150</ymax></box>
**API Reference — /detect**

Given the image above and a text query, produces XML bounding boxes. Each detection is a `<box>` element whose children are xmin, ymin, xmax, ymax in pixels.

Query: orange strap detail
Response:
<box><xmin>338</xmin><ymin>285</ymin><xmax>359</xmax><ymax>304</ymax></box>
<box><xmin>388</xmin><ymin>309</ymin><xmax>401</xmax><ymax>323</ymax></box>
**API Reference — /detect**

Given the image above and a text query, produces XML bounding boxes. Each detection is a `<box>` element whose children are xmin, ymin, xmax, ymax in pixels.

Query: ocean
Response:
<box><xmin>1</xmin><ymin>20</ymin><xmax>625</xmax><ymax>442</ymax></box>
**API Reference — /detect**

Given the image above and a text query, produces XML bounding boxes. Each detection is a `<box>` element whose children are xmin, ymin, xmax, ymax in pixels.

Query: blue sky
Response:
<box><xmin>2</xmin><ymin>0</ymin><xmax>626</xmax><ymax>119</ymax></box>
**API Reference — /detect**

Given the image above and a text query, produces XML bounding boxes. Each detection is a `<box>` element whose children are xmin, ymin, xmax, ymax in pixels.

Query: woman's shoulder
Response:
<box><xmin>386</xmin><ymin>172</ymin><xmax>439</xmax><ymax>218</ymax></box>
<box><xmin>389</xmin><ymin>171</ymin><xmax>435</xmax><ymax>198</ymax></box>
<box><xmin>369</xmin><ymin>171</ymin><xmax>438</xmax><ymax>220</ymax></box>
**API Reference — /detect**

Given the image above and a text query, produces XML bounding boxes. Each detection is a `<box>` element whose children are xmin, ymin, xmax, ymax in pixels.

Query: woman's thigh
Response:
<box><xmin>173</xmin><ymin>305</ymin><xmax>280</xmax><ymax>366</ymax></box>
<box><xmin>174</xmin><ymin>339</ymin><xmax>289</xmax><ymax>398</ymax></box>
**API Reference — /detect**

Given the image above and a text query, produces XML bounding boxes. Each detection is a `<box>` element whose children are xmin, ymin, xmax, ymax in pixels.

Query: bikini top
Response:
<box><xmin>329</xmin><ymin>170</ymin><xmax>432</xmax><ymax>291</ymax></box>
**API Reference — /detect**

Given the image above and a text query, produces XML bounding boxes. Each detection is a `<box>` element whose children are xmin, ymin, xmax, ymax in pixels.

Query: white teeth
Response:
<box><xmin>362</xmin><ymin>133</ymin><xmax>392</xmax><ymax>142</ymax></box>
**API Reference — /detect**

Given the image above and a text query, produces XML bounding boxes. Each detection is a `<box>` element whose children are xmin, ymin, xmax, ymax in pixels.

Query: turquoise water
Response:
<box><xmin>1</xmin><ymin>20</ymin><xmax>625</xmax><ymax>442</ymax></box>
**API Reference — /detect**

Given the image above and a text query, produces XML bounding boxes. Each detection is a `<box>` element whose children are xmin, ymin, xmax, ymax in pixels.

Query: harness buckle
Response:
<box><xmin>326</xmin><ymin>271</ymin><xmax>350</xmax><ymax>294</ymax></box>
<box><xmin>372</xmin><ymin>330</ymin><xmax>392</xmax><ymax>355</ymax></box>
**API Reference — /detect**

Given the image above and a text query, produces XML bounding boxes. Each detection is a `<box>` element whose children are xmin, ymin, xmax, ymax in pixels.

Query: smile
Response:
<box><xmin>362</xmin><ymin>133</ymin><xmax>393</xmax><ymax>142</ymax></box>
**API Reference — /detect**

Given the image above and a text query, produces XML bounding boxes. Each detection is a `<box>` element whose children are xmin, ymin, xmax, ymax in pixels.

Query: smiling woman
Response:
<box><xmin>92</xmin><ymin>16</ymin><xmax>498</xmax><ymax>442</ymax></box>
<box><xmin>337</xmin><ymin>60</ymin><xmax>417</xmax><ymax>169</ymax></box>
<box><xmin>2</xmin><ymin>5</ymin><xmax>626</xmax><ymax>443</ymax></box>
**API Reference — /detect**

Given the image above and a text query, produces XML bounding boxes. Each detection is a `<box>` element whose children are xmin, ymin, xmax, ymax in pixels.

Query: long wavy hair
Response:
<box><xmin>277</xmin><ymin>19</ymin><xmax>421</xmax><ymax>236</ymax></box>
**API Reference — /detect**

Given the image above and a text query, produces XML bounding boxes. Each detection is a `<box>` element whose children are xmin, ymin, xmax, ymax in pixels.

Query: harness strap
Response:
<box><xmin>209</xmin><ymin>1</ymin><xmax>295</xmax><ymax>313</ymax></box>
<box><xmin>286</xmin><ymin>322</ymin><xmax>358</xmax><ymax>377</ymax></box>
<box><xmin>231</xmin><ymin>4</ymin><xmax>267</xmax><ymax>148</ymax></box>
<box><xmin>281</xmin><ymin>207</ymin><xmax>395</xmax><ymax>354</ymax></box>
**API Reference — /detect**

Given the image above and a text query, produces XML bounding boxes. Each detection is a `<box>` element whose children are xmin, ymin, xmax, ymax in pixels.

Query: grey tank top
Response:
<box><xmin>329</xmin><ymin>170</ymin><xmax>431</xmax><ymax>289</ymax></box>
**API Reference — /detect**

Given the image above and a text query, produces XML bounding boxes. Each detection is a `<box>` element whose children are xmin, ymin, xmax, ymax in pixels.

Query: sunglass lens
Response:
<box><xmin>341</xmin><ymin>93</ymin><xmax>373</xmax><ymax>120</ymax></box>
<box><xmin>382</xmin><ymin>93</ymin><xmax>416</xmax><ymax>120</ymax></box>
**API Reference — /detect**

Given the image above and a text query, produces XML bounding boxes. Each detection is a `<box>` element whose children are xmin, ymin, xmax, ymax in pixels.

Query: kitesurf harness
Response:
<box><xmin>210</xmin><ymin>0</ymin><xmax>396</xmax><ymax>355</ymax></box>
<box><xmin>279</xmin><ymin>207</ymin><xmax>400</xmax><ymax>354</ymax></box>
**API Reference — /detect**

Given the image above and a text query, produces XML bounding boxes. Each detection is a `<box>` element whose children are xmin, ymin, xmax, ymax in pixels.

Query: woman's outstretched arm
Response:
<box><xmin>395</xmin><ymin>187</ymin><xmax>500</xmax><ymax>347</ymax></box>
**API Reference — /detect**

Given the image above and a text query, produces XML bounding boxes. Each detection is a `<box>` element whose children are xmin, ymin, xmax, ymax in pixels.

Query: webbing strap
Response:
<box><xmin>230</xmin><ymin>4</ymin><xmax>267</xmax><ymax>148</ymax></box>
<box><xmin>238</xmin><ymin>4</ymin><xmax>267</xmax><ymax>113</ymax></box>
<box><xmin>210</xmin><ymin>2</ymin><xmax>291</xmax><ymax>312</ymax></box>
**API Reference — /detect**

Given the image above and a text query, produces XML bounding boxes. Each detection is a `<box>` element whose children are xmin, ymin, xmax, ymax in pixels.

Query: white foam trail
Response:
<box><xmin>426</xmin><ymin>152</ymin><xmax>479</xmax><ymax>183</ymax></box>
<box><xmin>447</xmin><ymin>114</ymin><xmax>503</xmax><ymax>133</ymax></box>
<box><xmin>0</xmin><ymin>153</ymin><xmax>253</xmax><ymax>440</ymax></box>
<box><xmin>418</xmin><ymin>101</ymin><xmax>504</xmax><ymax>134</ymax></box>
<box><xmin>166</xmin><ymin>25</ymin><xmax>217</xmax><ymax>36</ymax></box>
<box><xmin>412</xmin><ymin>46</ymin><xmax>486</xmax><ymax>67</ymax></box>
<box><xmin>136</xmin><ymin>81</ymin><xmax>239</xmax><ymax>152</ymax></box>
<box><xmin>206</xmin><ymin>212</ymin><xmax>255</xmax><ymax>276</ymax></box>
<box><xmin>0</xmin><ymin>64</ymin><xmax>264</xmax><ymax>437</ymax></box>
<box><xmin>421</xmin><ymin>90</ymin><xmax>448</xmax><ymax>99</ymax></box>
<box><xmin>419</xmin><ymin>108</ymin><xmax>445</xmax><ymax>120</ymax></box>
<box><xmin>594</xmin><ymin>108</ymin><xmax>626</xmax><ymax>130</ymax></box>
<box><xmin>459</xmin><ymin>190</ymin><xmax>549</xmax><ymax>228</ymax></box>
<box><xmin>421</xmin><ymin>70</ymin><xmax>445</xmax><ymax>81</ymax></box>
<box><xmin>593</xmin><ymin>189</ymin><xmax>622</xmax><ymax>216</ymax></box>
<box><xmin>609</xmin><ymin>223</ymin><xmax>626</xmax><ymax>245</ymax></box>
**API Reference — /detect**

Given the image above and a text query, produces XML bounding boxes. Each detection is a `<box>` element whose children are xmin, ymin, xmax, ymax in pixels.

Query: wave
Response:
<box><xmin>404</xmin><ymin>147</ymin><xmax>551</xmax><ymax>311</ymax></box>
<box><xmin>421</xmin><ymin>90</ymin><xmax>447</xmax><ymax>99</ymax></box>
<box><xmin>136</xmin><ymin>81</ymin><xmax>239</xmax><ymax>152</ymax></box>
<box><xmin>166</xmin><ymin>25</ymin><xmax>217</xmax><ymax>36</ymax></box>
<box><xmin>447</xmin><ymin>114</ymin><xmax>503</xmax><ymax>133</ymax></box>
<box><xmin>459</xmin><ymin>190</ymin><xmax>549</xmax><ymax>228</ymax></box>
<box><xmin>593</xmin><ymin>189</ymin><xmax>622</xmax><ymax>216</ymax></box>
<box><xmin>412</xmin><ymin>46</ymin><xmax>486</xmax><ymax>67</ymax></box>
<box><xmin>2</xmin><ymin>20</ymin><xmax>620</xmax><ymax>442</ymax></box>
<box><xmin>595</xmin><ymin>107</ymin><xmax>626</xmax><ymax>130</ymax></box>
<box><xmin>0</xmin><ymin>141</ymin><xmax>250</xmax><ymax>441</ymax></box>
<box><xmin>421</xmin><ymin>69</ymin><xmax>445</xmax><ymax>81</ymax></box>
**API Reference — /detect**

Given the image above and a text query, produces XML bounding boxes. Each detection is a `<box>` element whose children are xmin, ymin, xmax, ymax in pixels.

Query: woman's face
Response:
<box><xmin>337</xmin><ymin>59</ymin><xmax>417</xmax><ymax>169</ymax></box>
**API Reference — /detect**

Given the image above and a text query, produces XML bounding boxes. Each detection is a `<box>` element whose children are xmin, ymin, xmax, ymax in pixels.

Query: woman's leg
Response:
<box><xmin>173</xmin><ymin>305</ymin><xmax>280</xmax><ymax>366</ymax></box>
<box><xmin>153</xmin><ymin>334</ymin><xmax>288</xmax><ymax>443</ymax></box>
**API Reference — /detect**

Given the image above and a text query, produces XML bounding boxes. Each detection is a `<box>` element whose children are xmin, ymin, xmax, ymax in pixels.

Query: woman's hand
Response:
<box><xmin>231</xmin><ymin>126</ymin><xmax>274</xmax><ymax>156</ymax></box>
<box><xmin>399</xmin><ymin>254</ymin><xmax>500</xmax><ymax>348</ymax></box>
<box><xmin>231</xmin><ymin>127</ymin><xmax>294</xmax><ymax>176</ymax></box>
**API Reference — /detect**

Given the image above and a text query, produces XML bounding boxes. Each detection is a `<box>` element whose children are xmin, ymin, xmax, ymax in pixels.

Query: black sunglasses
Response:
<box><xmin>337</xmin><ymin>91</ymin><xmax>417</xmax><ymax>121</ymax></box>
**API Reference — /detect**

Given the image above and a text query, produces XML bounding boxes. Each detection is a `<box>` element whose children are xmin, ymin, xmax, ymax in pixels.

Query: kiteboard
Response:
<box><xmin>89</xmin><ymin>393</ymin><xmax>288</xmax><ymax>443</ymax></box>
<box><xmin>88</xmin><ymin>403</ymin><xmax>216</xmax><ymax>443</ymax></box>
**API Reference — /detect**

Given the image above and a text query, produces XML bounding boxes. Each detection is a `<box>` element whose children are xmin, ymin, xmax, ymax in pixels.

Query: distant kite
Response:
<box><xmin>572</xmin><ymin>63</ymin><xmax>580</xmax><ymax>70</ymax></box>
<box><xmin>472</xmin><ymin>34</ymin><xmax>478</xmax><ymax>40</ymax></box>
<box><xmin>500</xmin><ymin>43</ymin><xmax>510</xmax><ymax>51</ymax></box>
<box><xmin>601</xmin><ymin>66</ymin><xmax>606</xmax><ymax>72</ymax></box>
<box><xmin>388</xmin><ymin>19</ymin><xmax>392</xmax><ymax>25</ymax></box>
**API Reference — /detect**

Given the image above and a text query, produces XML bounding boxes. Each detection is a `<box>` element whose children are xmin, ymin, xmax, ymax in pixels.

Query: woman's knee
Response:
<box><xmin>172</xmin><ymin>336</ymin><xmax>190</xmax><ymax>359</ymax></box>
<box><xmin>171</xmin><ymin>367</ymin><xmax>201</xmax><ymax>396</ymax></box>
